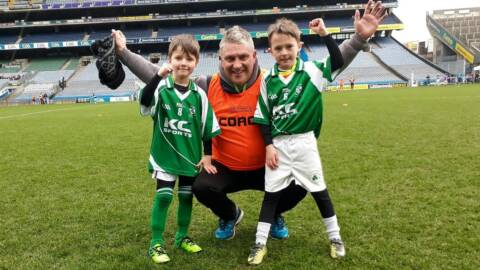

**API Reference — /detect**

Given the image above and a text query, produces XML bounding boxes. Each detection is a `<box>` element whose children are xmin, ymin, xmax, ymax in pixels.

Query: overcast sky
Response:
<box><xmin>391</xmin><ymin>0</ymin><xmax>480</xmax><ymax>43</ymax></box>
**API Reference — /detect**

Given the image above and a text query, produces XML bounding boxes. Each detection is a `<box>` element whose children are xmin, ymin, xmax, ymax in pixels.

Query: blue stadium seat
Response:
<box><xmin>21</xmin><ymin>32</ymin><xmax>84</xmax><ymax>43</ymax></box>
<box><xmin>372</xmin><ymin>37</ymin><xmax>445</xmax><ymax>82</ymax></box>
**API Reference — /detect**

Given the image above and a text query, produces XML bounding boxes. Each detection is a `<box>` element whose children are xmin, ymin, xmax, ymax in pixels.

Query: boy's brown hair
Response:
<box><xmin>267</xmin><ymin>18</ymin><xmax>301</xmax><ymax>44</ymax></box>
<box><xmin>168</xmin><ymin>34</ymin><xmax>200</xmax><ymax>62</ymax></box>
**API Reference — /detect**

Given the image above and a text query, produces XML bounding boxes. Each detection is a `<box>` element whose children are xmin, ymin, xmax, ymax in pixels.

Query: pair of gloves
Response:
<box><xmin>90</xmin><ymin>36</ymin><xmax>125</xmax><ymax>89</ymax></box>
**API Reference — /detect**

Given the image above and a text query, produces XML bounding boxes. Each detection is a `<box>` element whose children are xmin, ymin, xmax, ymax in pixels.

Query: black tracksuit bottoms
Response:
<box><xmin>193</xmin><ymin>160</ymin><xmax>307</xmax><ymax>221</ymax></box>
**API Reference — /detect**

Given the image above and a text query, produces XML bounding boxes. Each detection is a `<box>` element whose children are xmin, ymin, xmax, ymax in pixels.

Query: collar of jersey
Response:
<box><xmin>165</xmin><ymin>74</ymin><xmax>197</xmax><ymax>92</ymax></box>
<box><xmin>270</xmin><ymin>57</ymin><xmax>304</xmax><ymax>77</ymax></box>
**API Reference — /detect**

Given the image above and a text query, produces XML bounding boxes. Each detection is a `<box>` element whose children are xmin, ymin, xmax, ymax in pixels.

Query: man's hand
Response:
<box><xmin>309</xmin><ymin>18</ymin><xmax>329</xmax><ymax>37</ymax></box>
<box><xmin>197</xmin><ymin>155</ymin><xmax>217</xmax><ymax>174</ymax></box>
<box><xmin>266</xmin><ymin>144</ymin><xmax>279</xmax><ymax>170</ymax></box>
<box><xmin>158</xmin><ymin>63</ymin><xmax>173</xmax><ymax>77</ymax></box>
<box><xmin>111</xmin><ymin>29</ymin><xmax>127</xmax><ymax>53</ymax></box>
<box><xmin>354</xmin><ymin>0</ymin><xmax>388</xmax><ymax>41</ymax></box>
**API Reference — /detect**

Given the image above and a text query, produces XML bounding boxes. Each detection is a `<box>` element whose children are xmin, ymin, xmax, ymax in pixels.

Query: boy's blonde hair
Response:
<box><xmin>168</xmin><ymin>34</ymin><xmax>200</xmax><ymax>61</ymax></box>
<box><xmin>267</xmin><ymin>18</ymin><xmax>301</xmax><ymax>44</ymax></box>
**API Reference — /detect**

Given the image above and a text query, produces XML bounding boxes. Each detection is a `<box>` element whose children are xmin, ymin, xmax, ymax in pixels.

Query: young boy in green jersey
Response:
<box><xmin>139</xmin><ymin>34</ymin><xmax>221</xmax><ymax>264</ymax></box>
<box><xmin>248</xmin><ymin>18</ymin><xmax>345</xmax><ymax>265</ymax></box>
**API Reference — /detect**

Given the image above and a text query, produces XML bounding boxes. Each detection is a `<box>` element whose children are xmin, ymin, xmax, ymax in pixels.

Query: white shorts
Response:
<box><xmin>152</xmin><ymin>170</ymin><xmax>177</xmax><ymax>182</ymax></box>
<box><xmin>265</xmin><ymin>131</ymin><xmax>327</xmax><ymax>193</ymax></box>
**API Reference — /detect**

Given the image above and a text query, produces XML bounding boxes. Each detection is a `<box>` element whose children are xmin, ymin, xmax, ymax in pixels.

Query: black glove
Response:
<box><xmin>90</xmin><ymin>36</ymin><xmax>125</xmax><ymax>89</ymax></box>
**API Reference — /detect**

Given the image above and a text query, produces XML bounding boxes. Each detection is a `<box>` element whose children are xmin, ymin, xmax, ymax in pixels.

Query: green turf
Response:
<box><xmin>1</xmin><ymin>85</ymin><xmax>479</xmax><ymax>270</ymax></box>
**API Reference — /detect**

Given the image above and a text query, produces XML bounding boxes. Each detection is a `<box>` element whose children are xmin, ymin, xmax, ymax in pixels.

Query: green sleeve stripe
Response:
<box><xmin>253</xmin><ymin>117</ymin><xmax>269</xmax><ymax>125</ymax></box>
<box><xmin>304</xmin><ymin>61</ymin><xmax>328</xmax><ymax>92</ymax></box>
<box><xmin>322</xmin><ymin>57</ymin><xmax>333</xmax><ymax>82</ymax></box>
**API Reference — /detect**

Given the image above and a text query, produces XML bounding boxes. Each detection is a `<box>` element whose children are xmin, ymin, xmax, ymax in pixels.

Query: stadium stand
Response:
<box><xmin>0</xmin><ymin>34</ymin><xmax>19</xmax><ymax>44</ymax></box>
<box><xmin>21</xmin><ymin>32</ymin><xmax>85</xmax><ymax>43</ymax></box>
<box><xmin>432</xmin><ymin>8</ymin><xmax>480</xmax><ymax>51</ymax></box>
<box><xmin>122</xmin><ymin>28</ymin><xmax>153</xmax><ymax>38</ymax></box>
<box><xmin>56</xmin><ymin>61</ymin><xmax>137</xmax><ymax>99</ymax></box>
<box><xmin>25</xmin><ymin>58</ymin><xmax>69</xmax><ymax>72</ymax></box>
<box><xmin>158</xmin><ymin>25</ymin><xmax>220</xmax><ymax>37</ymax></box>
<box><xmin>4</xmin><ymin>0</ymin><xmax>474</xmax><ymax>106</ymax></box>
<box><xmin>427</xmin><ymin>8</ymin><xmax>480</xmax><ymax>74</ymax></box>
<box><xmin>30</xmin><ymin>70</ymin><xmax>75</xmax><ymax>83</ymax></box>
<box><xmin>64</xmin><ymin>58</ymin><xmax>80</xmax><ymax>70</ymax></box>
<box><xmin>23</xmin><ymin>83</ymin><xmax>56</xmax><ymax>95</ymax></box>
<box><xmin>192</xmin><ymin>52</ymin><xmax>220</xmax><ymax>77</ymax></box>
<box><xmin>372</xmin><ymin>37</ymin><xmax>445</xmax><ymax>83</ymax></box>
<box><xmin>0</xmin><ymin>62</ymin><xmax>22</xmax><ymax>73</ymax></box>
<box><xmin>88</xmin><ymin>30</ymin><xmax>113</xmax><ymax>40</ymax></box>
<box><xmin>335</xmin><ymin>48</ymin><xmax>406</xmax><ymax>85</ymax></box>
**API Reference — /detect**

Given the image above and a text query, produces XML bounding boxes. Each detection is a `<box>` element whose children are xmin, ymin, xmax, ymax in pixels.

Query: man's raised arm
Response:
<box><xmin>112</xmin><ymin>30</ymin><xmax>160</xmax><ymax>84</ymax></box>
<box><xmin>338</xmin><ymin>0</ymin><xmax>388</xmax><ymax>69</ymax></box>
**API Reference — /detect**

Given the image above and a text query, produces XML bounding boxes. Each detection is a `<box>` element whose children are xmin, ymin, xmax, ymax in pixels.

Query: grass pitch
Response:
<box><xmin>0</xmin><ymin>85</ymin><xmax>479</xmax><ymax>270</ymax></box>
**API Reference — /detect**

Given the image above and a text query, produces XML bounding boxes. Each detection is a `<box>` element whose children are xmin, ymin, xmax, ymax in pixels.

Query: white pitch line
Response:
<box><xmin>0</xmin><ymin>105</ymin><xmax>102</xmax><ymax>120</ymax></box>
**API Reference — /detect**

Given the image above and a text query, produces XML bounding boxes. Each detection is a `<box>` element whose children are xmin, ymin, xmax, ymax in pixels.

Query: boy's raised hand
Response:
<box><xmin>158</xmin><ymin>63</ymin><xmax>173</xmax><ymax>77</ymax></box>
<box><xmin>309</xmin><ymin>18</ymin><xmax>329</xmax><ymax>37</ymax></box>
<box><xmin>197</xmin><ymin>155</ymin><xmax>217</xmax><ymax>174</ymax></box>
<box><xmin>111</xmin><ymin>29</ymin><xmax>127</xmax><ymax>53</ymax></box>
<box><xmin>266</xmin><ymin>144</ymin><xmax>279</xmax><ymax>170</ymax></box>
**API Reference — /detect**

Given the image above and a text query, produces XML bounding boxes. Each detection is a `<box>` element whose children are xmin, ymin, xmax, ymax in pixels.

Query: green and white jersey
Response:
<box><xmin>140</xmin><ymin>74</ymin><xmax>221</xmax><ymax>177</ymax></box>
<box><xmin>253</xmin><ymin>57</ymin><xmax>334</xmax><ymax>138</ymax></box>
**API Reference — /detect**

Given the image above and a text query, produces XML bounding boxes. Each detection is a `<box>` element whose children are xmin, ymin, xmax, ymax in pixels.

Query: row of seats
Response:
<box><xmin>30</xmin><ymin>70</ymin><xmax>74</xmax><ymax>83</ymax></box>
<box><xmin>0</xmin><ymin>61</ymin><xmax>22</xmax><ymax>73</ymax></box>
<box><xmin>0</xmin><ymin>34</ymin><xmax>18</xmax><ymax>44</ymax></box>
<box><xmin>1</xmin><ymin>58</ymin><xmax>79</xmax><ymax>74</ymax></box>
<box><xmin>25</xmin><ymin>58</ymin><xmax>70</xmax><ymax>71</ymax></box>
<box><xmin>53</xmin><ymin>37</ymin><xmax>419</xmax><ymax>98</ymax></box>
<box><xmin>42</xmin><ymin>0</ymin><xmax>135</xmax><ymax>9</ymax></box>
<box><xmin>15</xmin><ymin>83</ymin><xmax>56</xmax><ymax>100</ymax></box>
<box><xmin>10</xmin><ymin>36</ymin><xmax>444</xmax><ymax>100</ymax></box>
<box><xmin>158</xmin><ymin>15</ymin><xmax>401</xmax><ymax>38</ymax></box>
<box><xmin>10</xmin><ymin>58</ymin><xmax>80</xmax><ymax>101</ymax></box>
<box><xmin>0</xmin><ymin>13</ymin><xmax>402</xmax><ymax>44</ymax></box>
<box><xmin>19</xmin><ymin>28</ymin><xmax>152</xmax><ymax>43</ymax></box>
<box><xmin>372</xmin><ymin>37</ymin><xmax>444</xmax><ymax>82</ymax></box>
<box><xmin>56</xmin><ymin>61</ymin><xmax>137</xmax><ymax>97</ymax></box>
<box><xmin>438</xmin><ymin>18</ymin><xmax>480</xmax><ymax>28</ymax></box>
<box><xmin>436</xmin><ymin>15</ymin><xmax>480</xmax><ymax>50</ymax></box>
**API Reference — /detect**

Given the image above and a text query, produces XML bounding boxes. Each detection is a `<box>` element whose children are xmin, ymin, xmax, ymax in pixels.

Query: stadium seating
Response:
<box><xmin>372</xmin><ymin>37</ymin><xmax>445</xmax><ymax>82</ymax></box>
<box><xmin>192</xmin><ymin>52</ymin><xmax>220</xmax><ymax>77</ymax></box>
<box><xmin>335</xmin><ymin>49</ymin><xmax>405</xmax><ymax>84</ymax></box>
<box><xmin>14</xmin><ymin>83</ymin><xmax>56</xmax><ymax>101</ymax></box>
<box><xmin>88</xmin><ymin>30</ymin><xmax>113</xmax><ymax>40</ymax></box>
<box><xmin>158</xmin><ymin>25</ymin><xmax>219</xmax><ymax>37</ymax></box>
<box><xmin>431</xmin><ymin>8</ymin><xmax>480</xmax><ymax>52</ymax></box>
<box><xmin>228</xmin><ymin>15</ymin><xmax>401</xmax><ymax>33</ymax></box>
<box><xmin>0</xmin><ymin>34</ymin><xmax>19</xmax><ymax>44</ymax></box>
<box><xmin>193</xmin><ymin>41</ymin><xmax>408</xmax><ymax>85</ymax></box>
<box><xmin>0</xmin><ymin>78</ymin><xmax>8</xmax><ymax>88</ymax></box>
<box><xmin>0</xmin><ymin>61</ymin><xmax>22</xmax><ymax>73</ymax></box>
<box><xmin>254</xmin><ymin>49</ymin><xmax>276</xmax><ymax>69</ymax></box>
<box><xmin>89</xmin><ymin>28</ymin><xmax>152</xmax><ymax>41</ymax></box>
<box><xmin>21</xmin><ymin>32</ymin><xmax>85</xmax><ymax>43</ymax></box>
<box><xmin>56</xmin><ymin>62</ymin><xmax>137</xmax><ymax>98</ymax></box>
<box><xmin>122</xmin><ymin>28</ymin><xmax>153</xmax><ymax>38</ymax></box>
<box><xmin>64</xmin><ymin>58</ymin><xmax>80</xmax><ymax>70</ymax></box>
<box><xmin>30</xmin><ymin>70</ymin><xmax>75</xmax><ymax>83</ymax></box>
<box><xmin>253</xmin><ymin>42</ymin><xmax>404</xmax><ymax>85</ymax></box>
<box><xmin>25</xmin><ymin>58</ymin><xmax>69</xmax><ymax>72</ymax></box>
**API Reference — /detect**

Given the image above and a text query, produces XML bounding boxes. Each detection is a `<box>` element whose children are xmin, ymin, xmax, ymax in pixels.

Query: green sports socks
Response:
<box><xmin>150</xmin><ymin>188</ymin><xmax>173</xmax><ymax>246</ymax></box>
<box><xmin>175</xmin><ymin>186</ymin><xmax>193</xmax><ymax>246</ymax></box>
